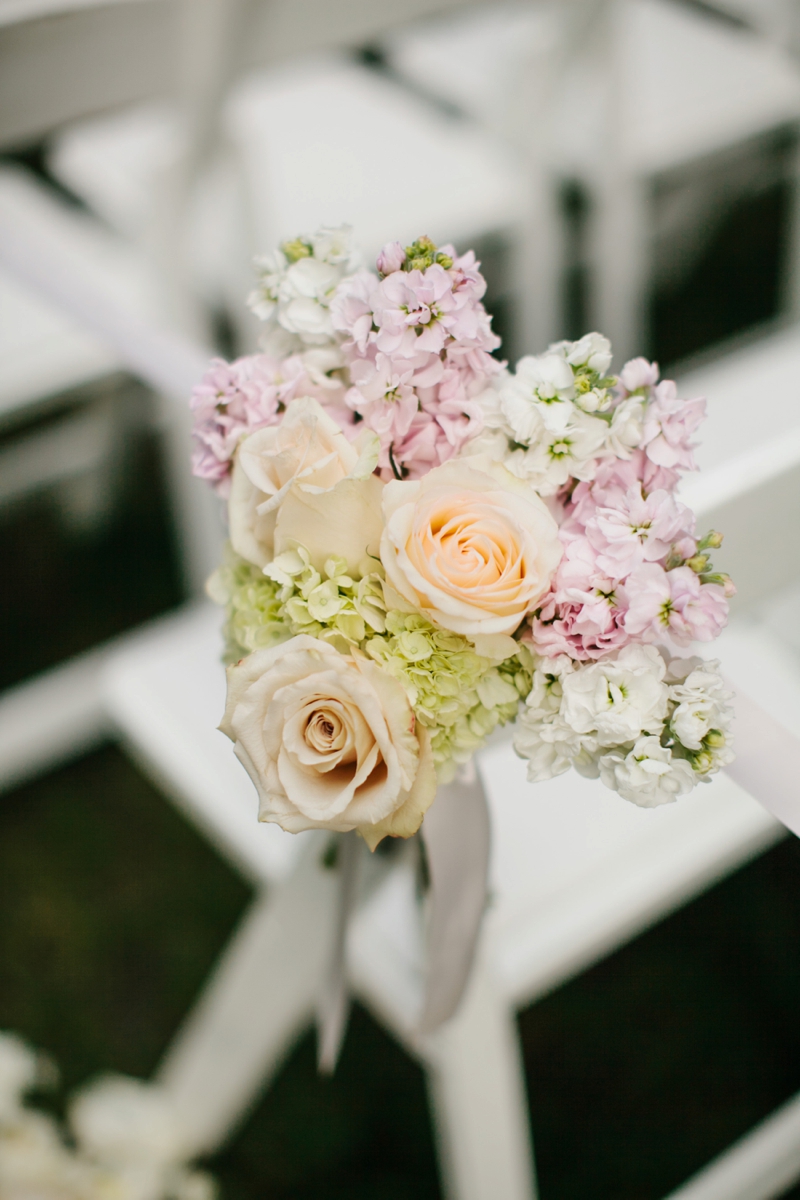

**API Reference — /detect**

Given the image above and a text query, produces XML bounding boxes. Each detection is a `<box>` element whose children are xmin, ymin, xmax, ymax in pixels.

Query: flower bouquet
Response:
<box><xmin>190</xmin><ymin>226</ymin><xmax>735</xmax><ymax>1058</ymax></box>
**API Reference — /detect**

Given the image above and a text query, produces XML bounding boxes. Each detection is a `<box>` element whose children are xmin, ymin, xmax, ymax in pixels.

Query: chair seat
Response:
<box><xmin>0</xmin><ymin>163</ymin><xmax>173</xmax><ymax>419</ymax></box>
<box><xmin>102</xmin><ymin>603</ymin><xmax>309</xmax><ymax>888</ymax></box>
<box><xmin>386</xmin><ymin>0</ymin><xmax>800</xmax><ymax>175</ymax></box>
<box><xmin>101</xmin><ymin>596</ymin><xmax>790</xmax><ymax>1036</ymax></box>
<box><xmin>48</xmin><ymin>54</ymin><xmax>526</xmax><ymax>307</ymax></box>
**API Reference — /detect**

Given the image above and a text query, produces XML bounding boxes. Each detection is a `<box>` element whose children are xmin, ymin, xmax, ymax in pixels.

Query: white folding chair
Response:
<box><xmin>385</xmin><ymin>0</ymin><xmax>800</xmax><ymax>362</ymax></box>
<box><xmin>0</xmin><ymin>0</ymin><xmax>519</xmax><ymax>788</ymax></box>
<box><xmin>0</xmin><ymin>0</ymin><xmax>228</xmax><ymax>594</ymax></box>
<box><xmin>47</xmin><ymin>55</ymin><xmax>526</xmax><ymax>355</ymax></box>
<box><xmin>90</xmin><ymin>327</ymin><xmax>800</xmax><ymax>1200</ymax></box>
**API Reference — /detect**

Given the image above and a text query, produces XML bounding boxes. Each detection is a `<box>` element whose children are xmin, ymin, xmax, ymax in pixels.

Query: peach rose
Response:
<box><xmin>380</xmin><ymin>456</ymin><xmax>562</xmax><ymax>646</ymax></box>
<box><xmin>220</xmin><ymin>636</ymin><xmax>436</xmax><ymax>849</ymax></box>
<box><xmin>228</xmin><ymin>396</ymin><xmax>378</xmax><ymax>568</ymax></box>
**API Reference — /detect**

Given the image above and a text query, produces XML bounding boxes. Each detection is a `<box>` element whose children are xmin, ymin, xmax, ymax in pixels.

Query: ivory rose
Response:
<box><xmin>379</xmin><ymin>456</ymin><xmax>562</xmax><ymax>647</ymax></box>
<box><xmin>220</xmin><ymin>636</ymin><xmax>437</xmax><ymax>849</ymax></box>
<box><xmin>273</xmin><ymin>473</ymin><xmax>385</xmax><ymax>580</ymax></box>
<box><xmin>228</xmin><ymin>396</ymin><xmax>377</xmax><ymax>568</ymax></box>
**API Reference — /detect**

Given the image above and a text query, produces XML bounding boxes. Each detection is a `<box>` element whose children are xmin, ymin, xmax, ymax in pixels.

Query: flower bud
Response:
<box><xmin>698</xmin><ymin>530</ymin><xmax>724</xmax><ymax>551</ymax></box>
<box><xmin>686</xmin><ymin>554</ymin><xmax>710</xmax><ymax>573</ymax></box>
<box><xmin>705</xmin><ymin>729</ymin><xmax>726</xmax><ymax>748</ymax></box>
<box><xmin>376</xmin><ymin>240</ymin><xmax>405</xmax><ymax>276</ymax></box>
<box><xmin>403</xmin><ymin>235</ymin><xmax>438</xmax><ymax>271</ymax></box>
<box><xmin>693</xmin><ymin>750</ymin><xmax>714</xmax><ymax>774</ymax></box>
<box><xmin>281</xmin><ymin>237</ymin><xmax>312</xmax><ymax>263</ymax></box>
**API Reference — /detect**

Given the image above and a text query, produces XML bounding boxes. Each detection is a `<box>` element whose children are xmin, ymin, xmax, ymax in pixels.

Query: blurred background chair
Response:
<box><xmin>383</xmin><ymin>0</ymin><xmax>800</xmax><ymax>363</ymax></box>
<box><xmin>0</xmin><ymin>0</ymin><xmax>507</xmax><ymax>786</ymax></box>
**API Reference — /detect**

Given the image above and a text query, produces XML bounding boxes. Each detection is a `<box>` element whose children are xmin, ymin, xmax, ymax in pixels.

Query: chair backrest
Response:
<box><xmin>0</xmin><ymin>0</ymin><xmax>497</xmax><ymax>151</ymax></box>
<box><xmin>0</xmin><ymin>1</ymin><xmax>173</xmax><ymax>150</ymax></box>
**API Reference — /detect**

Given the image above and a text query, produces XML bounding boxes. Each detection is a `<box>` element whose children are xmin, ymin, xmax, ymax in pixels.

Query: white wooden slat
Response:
<box><xmin>156</xmin><ymin>842</ymin><xmax>337</xmax><ymax>1156</ymax></box>
<box><xmin>0</xmin><ymin>0</ymin><xmax>173</xmax><ymax>148</ymax></box>
<box><xmin>664</xmin><ymin>1090</ymin><xmax>800</xmax><ymax>1200</ymax></box>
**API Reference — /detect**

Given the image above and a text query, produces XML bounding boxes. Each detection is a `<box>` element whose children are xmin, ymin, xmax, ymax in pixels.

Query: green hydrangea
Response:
<box><xmin>209</xmin><ymin>545</ymin><xmax>535</xmax><ymax>779</ymax></box>
<box><xmin>430</xmin><ymin>646</ymin><xmax>534</xmax><ymax>780</ymax></box>
<box><xmin>365</xmin><ymin>614</ymin><xmax>534</xmax><ymax>777</ymax></box>
<box><xmin>206</xmin><ymin>548</ymin><xmax>289</xmax><ymax>663</ymax></box>
<box><xmin>265</xmin><ymin>546</ymin><xmax>387</xmax><ymax>647</ymax></box>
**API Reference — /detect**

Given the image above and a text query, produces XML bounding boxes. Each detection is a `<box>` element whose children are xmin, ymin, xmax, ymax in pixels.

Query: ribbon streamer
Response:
<box><xmin>722</xmin><ymin>680</ymin><xmax>800</xmax><ymax>838</ymax></box>
<box><xmin>418</xmin><ymin>765</ymin><xmax>492</xmax><ymax>1035</ymax></box>
<box><xmin>316</xmin><ymin>831</ymin><xmax>360</xmax><ymax>1073</ymax></box>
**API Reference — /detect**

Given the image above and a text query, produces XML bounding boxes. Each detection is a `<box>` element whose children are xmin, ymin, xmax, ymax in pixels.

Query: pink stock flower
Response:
<box><xmin>529</xmin><ymin>593</ymin><xmax>631</xmax><ymax>661</ymax></box>
<box><xmin>346</xmin><ymin>352</ymin><xmax>418</xmax><ymax>444</ymax></box>
<box><xmin>385</xmin><ymin>411</ymin><xmax>455</xmax><ymax>478</ymax></box>
<box><xmin>331</xmin><ymin>239</ymin><xmax>499</xmax><ymax>479</ymax></box>
<box><xmin>189</xmin><ymin>352</ymin><xmax>311</xmax><ymax>494</ymax></box>
<box><xmin>527</xmin><ymin>536</ymin><xmax>632</xmax><ymax>660</ymax></box>
<box><xmin>624</xmin><ymin>564</ymin><xmax>728</xmax><ymax>646</ymax></box>
<box><xmin>640</xmin><ymin>381</ymin><xmax>706</xmax><ymax>473</ymax></box>
<box><xmin>570</xmin><ymin>448</ymin><xmax>681</xmax><ymax>517</ymax></box>
<box><xmin>371</xmin><ymin>264</ymin><xmax>468</xmax><ymax>357</ymax></box>
<box><xmin>444</xmin><ymin>246</ymin><xmax>489</xmax><ymax>303</ymax></box>
<box><xmin>618</xmin><ymin>357</ymin><xmax>660</xmax><ymax>396</ymax></box>
<box><xmin>330</xmin><ymin>269</ymin><xmax>377</xmax><ymax>354</ymax></box>
<box><xmin>586</xmin><ymin>485</ymin><xmax>694</xmax><ymax>576</ymax></box>
<box><xmin>376</xmin><ymin>241</ymin><xmax>406</xmax><ymax>276</ymax></box>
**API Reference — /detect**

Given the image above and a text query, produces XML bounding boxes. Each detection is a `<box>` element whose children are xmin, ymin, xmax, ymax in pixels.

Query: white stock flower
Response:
<box><xmin>69</xmin><ymin>1076</ymin><xmax>185</xmax><ymax>1171</ymax></box>
<box><xmin>0</xmin><ymin>1110</ymin><xmax>82</xmax><ymax>1200</ymax></box>
<box><xmin>554</xmin><ymin>332</ymin><xmax>613</xmax><ymax>376</ymax></box>
<box><xmin>505</xmin><ymin>411</ymin><xmax>608</xmax><ymax>493</ymax></box>
<box><xmin>220</xmin><ymin>635</ymin><xmax>437</xmax><ymax>850</ymax></box>
<box><xmin>513</xmin><ymin>654</ymin><xmax>590</xmax><ymax>782</ymax></box>
<box><xmin>513</xmin><ymin>712</ymin><xmax>592</xmax><ymax>782</ymax></box>
<box><xmin>523</xmin><ymin>656</ymin><xmax>572</xmax><ymax>721</ymax></box>
<box><xmin>560</xmin><ymin>644</ymin><xmax>669</xmax><ymax>746</ymax></box>
<box><xmin>504</xmin><ymin>353</ymin><xmax>576</xmax><ymax>434</ymax></box>
<box><xmin>666</xmin><ymin>656</ymin><xmax>734</xmax><ymax>772</ymax></box>
<box><xmin>604</xmin><ymin>396</ymin><xmax>645</xmax><ymax>458</ymax></box>
<box><xmin>248</xmin><ymin>225</ymin><xmax>360</xmax><ymax>349</ymax></box>
<box><xmin>228</xmin><ymin>397</ymin><xmax>379</xmax><ymax>569</ymax></box>
<box><xmin>599</xmin><ymin>736</ymin><xmax>696</xmax><ymax>807</ymax></box>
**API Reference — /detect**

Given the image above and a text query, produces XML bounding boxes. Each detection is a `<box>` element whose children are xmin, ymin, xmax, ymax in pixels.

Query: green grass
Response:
<box><xmin>3</xmin><ymin>744</ymin><xmax>800</xmax><ymax>1197</ymax></box>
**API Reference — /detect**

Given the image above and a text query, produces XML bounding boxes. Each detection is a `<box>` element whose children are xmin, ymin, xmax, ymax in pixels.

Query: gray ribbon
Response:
<box><xmin>316</xmin><ymin>831</ymin><xmax>360</xmax><ymax>1073</ymax></box>
<box><xmin>418</xmin><ymin>764</ymin><xmax>492</xmax><ymax>1035</ymax></box>
<box><xmin>722</xmin><ymin>679</ymin><xmax>800</xmax><ymax>838</ymax></box>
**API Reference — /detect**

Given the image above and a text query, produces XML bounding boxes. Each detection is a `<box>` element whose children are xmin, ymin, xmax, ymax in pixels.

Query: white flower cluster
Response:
<box><xmin>0</xmin><ymin>1032</ymin><xmax>215</xmax><ymax>1200</ymax></box>
<box><xmin>248</xmin><ymin>224</ymin><xmax>360</xmax><ymax>358</ymax></box>
<box><xmin>513</xmin><ymin>645</ymin><xmax>734</xmax><ymax>807</ymax></box>
<box><xmin>475</xmin><ymin>332</ymin><xmax>643</xmax><ymax>495</ymax></box>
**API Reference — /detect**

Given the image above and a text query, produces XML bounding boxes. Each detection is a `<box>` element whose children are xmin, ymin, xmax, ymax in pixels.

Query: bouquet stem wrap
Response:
<box><xmin>317</xmin><ymin>832</ymin><xmax>360</xmax><ymax>1073</ymax></box>
<box><xmin>723</xmin><ymin>683</ymin><xmax>800</xmax><ymax>839</ymax></box>
<box><xmin>419</xmin><ymin>767</ymin><xmax>492</xmax><ymax>1034</ymax></box>
<box><xmin>316</xmin><ymin>767</ymin><xmax>491</xmax><ymax>1069</ymax></box>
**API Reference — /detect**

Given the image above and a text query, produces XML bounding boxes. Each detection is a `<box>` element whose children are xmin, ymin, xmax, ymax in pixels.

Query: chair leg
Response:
<box><xmin>156</xmin><ymin>835</ymin><xmax>337</xmax><ymax>1156</ymax></box>
<box><xmin>422</xmin><ymin>961</ymin><xmax>538</xmax><ymax>1200</ymax></box>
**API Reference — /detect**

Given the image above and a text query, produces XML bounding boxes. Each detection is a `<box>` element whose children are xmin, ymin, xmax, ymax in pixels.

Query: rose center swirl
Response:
<box><xmin>411</xmin><ymin>494</ymin><xmax>525</xmax><ymax>596</ymax></box>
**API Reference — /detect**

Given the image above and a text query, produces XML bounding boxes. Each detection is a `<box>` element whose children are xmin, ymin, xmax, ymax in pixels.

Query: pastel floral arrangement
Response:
<box><xmin>191</xmin><ymin>226</ymin><xmax>735</xmax><ymax>851</ymax></box>
<box><xmin>0</xmin><ymin>1031</ymin><xmax>215</xmax><ymax>1200</ymax></box>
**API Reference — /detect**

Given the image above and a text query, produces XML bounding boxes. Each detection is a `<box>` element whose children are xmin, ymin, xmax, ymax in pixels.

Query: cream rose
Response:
<box><xmin>228</xmin><ymin>396</ymin><xmax>377</xmax><ymax>568</ymax></box>
<box><xmin>220</xmin><ymin>635</ymin><xmax>437</xmax><ymax>849</ymax></box>
<box><xmin>273</xmin><ymin>473</ymin><xmax>385</xmax><ymax>580</ymax></box>
<box><xmin>379</xmin><ymin>456</ymin><xmax>562</xmax><ymax>647</ymax></box>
